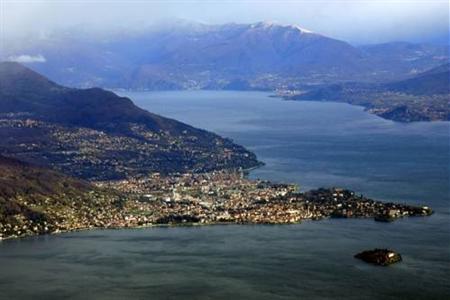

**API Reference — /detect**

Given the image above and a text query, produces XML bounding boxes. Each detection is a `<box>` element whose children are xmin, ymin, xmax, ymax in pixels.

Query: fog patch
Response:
<box><xmin>8</xmin><ymin>54</ymin><xmax>47</xmax><ymax>63</ymax></box>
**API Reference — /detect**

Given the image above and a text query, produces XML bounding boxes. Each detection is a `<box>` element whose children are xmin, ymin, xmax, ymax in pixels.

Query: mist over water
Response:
<box><xmin>0</xmin><ymin>91</ymin><xmax>449</xmax><ymax>299</ymax></box>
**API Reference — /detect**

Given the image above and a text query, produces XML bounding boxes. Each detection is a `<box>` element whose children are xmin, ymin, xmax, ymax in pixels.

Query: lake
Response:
<box><xmin>0</xmin><ymin>91</ymin><xmax>448</xmax><ymax>299</ymax></box>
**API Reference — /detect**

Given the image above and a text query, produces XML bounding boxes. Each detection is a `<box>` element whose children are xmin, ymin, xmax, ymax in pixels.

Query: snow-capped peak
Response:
<box><xmin>291</xmin><ymin>25</ymin><xmax>313</xmax><ymax>34</ymax></box>
<box><xmin>250</xmin><ymin>21</ymin><xmax>314</xmax><ymax>34</ymax></box>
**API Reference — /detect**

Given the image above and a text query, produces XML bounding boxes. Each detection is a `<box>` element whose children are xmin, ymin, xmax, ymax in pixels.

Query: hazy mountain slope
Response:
<box><xmin>289</xmin><ymin>63</ymin><xmax>450</xmax><ymax>122</ymax></box>
<box><xmin>0</xmin><ymin>62</ymin><xmax>260</xmax><ymax>179</ymax></box>
<box><xmin>135</xmin><ymin>22</ymin><xmax>364</xmax><ymax>74</ymax></box>
<box><xmin>4</xmin><ymin>22</ymin><xmax>447</xmax><ymax>90</ymax></box>
<box><xmin>385</xmin><ymin>63</ymin><xmax>450</xmax><ymax>95</ymax></box>
<box><xmin>357</xmin><ymin>42</ymin><xmax>449</xmax><ymax>81</ymax></box>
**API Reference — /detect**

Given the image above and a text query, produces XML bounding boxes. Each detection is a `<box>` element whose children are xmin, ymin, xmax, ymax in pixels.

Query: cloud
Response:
<box><xmin>7</xmin><ymin>54</ymin><xmax>47</xmax><ymax>63</ymax></box>
<box><xmin>2</xmin><ymin>1</ymin><xmax>449</xmax><ymax>44</ymax></box>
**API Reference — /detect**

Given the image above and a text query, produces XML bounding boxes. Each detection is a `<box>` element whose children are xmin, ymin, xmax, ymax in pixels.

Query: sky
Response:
<box><xmin>1</xmin><ymin>0</ymin><xmax>449</xmax><ymax>45</ymax></box>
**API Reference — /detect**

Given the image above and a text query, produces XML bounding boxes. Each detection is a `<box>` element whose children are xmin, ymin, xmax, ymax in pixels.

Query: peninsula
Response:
<box><xmin>283</xmin><ymin>63</ymin><xmax>450</xmax><ymax>122</ymax></box>
<box><xmin>0</xmin><ymin>162</ymin><xmax>432</xmax><ymax>240</ymax></box>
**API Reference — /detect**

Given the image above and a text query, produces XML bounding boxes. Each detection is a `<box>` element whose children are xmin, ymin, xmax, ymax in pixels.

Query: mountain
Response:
<box><xmin>0</xmin><ymin>155</ymin><xmax>126</xmax><ymax>239</ymax></box>
<box><xmin>3</xmin><ymin>21</ymin><xmax>448</xmax><ymax>90</ymax></box>
<box><xmin>358</xmin><ymin>42</ymin><xmax>449</xmax><ymax>78</ymax></box>
<box><xmin>0</xmin><ymin>62</ymin><xmax>260</xmax><ymax>180</ymax></box>
<box><xmin>0</xmin><ymin>61</ymin><xmax>192</xmax><ymax>133</ymax></box>
<box><xmin>288</xmin><ymin>63</ymin><xmax>450</xmax><ymax>122</ymax></box>
<box><xmin>134</xmin><ymin>21</ymin><xmax>364</xmax><ymax>75</ymax></box>
<box><xmin>385</xmin><ymin>63</ymin><xmax>450</xmax><ymax>95</ymax></box>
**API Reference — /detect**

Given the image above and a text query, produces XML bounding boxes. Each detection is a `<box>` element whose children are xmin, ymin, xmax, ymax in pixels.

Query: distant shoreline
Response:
<box><xmin>119</xmin><ymin>89</ymin><xmax>450</xmax><ymax>123</ymax></box>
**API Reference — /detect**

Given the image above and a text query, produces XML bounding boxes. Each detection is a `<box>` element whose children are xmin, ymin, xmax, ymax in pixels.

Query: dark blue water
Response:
<box><xmin>1</xmin><ymin>91</ymin><xmax>449</xmax><ymax>299</ymax></box>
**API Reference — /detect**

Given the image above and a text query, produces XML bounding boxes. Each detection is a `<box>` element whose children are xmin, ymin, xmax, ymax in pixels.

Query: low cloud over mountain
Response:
<box><xmin>2</xmin><ymin>21</ymin><xmax>448</xmax><ymax>90</ymax></box>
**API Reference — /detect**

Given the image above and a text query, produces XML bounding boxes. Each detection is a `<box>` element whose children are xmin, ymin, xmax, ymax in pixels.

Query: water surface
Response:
<box><xmin>1</xmin><ymin>91</ymin><xmax>449</xmax><ymax>299</ymax></box>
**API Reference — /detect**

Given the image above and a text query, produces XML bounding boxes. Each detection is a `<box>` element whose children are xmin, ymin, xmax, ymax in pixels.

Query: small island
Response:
<box><xmin>355</xmin><ymin>249</ymin><xmax>402</xmax><ymax>266</ymax></box>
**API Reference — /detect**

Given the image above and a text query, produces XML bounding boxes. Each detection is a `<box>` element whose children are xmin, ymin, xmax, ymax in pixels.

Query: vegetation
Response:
<box><xmin>287</xmin><ymin>64</ymin><xmax>450</xmax><ymax>122</ymax></box>
<box><xmin>0</xmin><ymin>155</ymin><xmax>126</xmax><ymax>239</ymax></box>
<box><xmin>0</xmin><ymin>62</ymin><xmax>260</xmax><ymax>180</ymax></box>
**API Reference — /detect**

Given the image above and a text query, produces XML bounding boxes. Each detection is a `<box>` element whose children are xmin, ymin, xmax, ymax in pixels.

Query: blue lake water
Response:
<box><xmin>0</xmin><ymin>90</ymin><xmax>449</xmax><ymax>299</ymax></box>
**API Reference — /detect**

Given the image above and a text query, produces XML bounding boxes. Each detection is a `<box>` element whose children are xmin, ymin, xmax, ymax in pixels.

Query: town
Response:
<box><xmin>0</xmin><ymin>115</ymin><xmax>260</xmax><ymax>181</ymax></box>
<box><xmin>0</xmin><ymin>167</ymin><xmax>433</xmax><ymax>241</ymax></box>
<box><xmin>97</xmin><ymin>171</ymin><xmax>432</xmax><ymax>227</ymax></box>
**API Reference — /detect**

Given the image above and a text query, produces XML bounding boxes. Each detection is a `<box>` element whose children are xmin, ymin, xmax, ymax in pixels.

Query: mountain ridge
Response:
<box><xmin>4</xmin><ymin>21</ymin><xmax>447</xmax><ymax>90</ymax></box>
<box><xmin>385</xmin><ymin>63</ymin><xmax>450</xmax><ymax>95</ymax></box>
<box><xmin>0</xmin><ymin>62</ymin><xmax>222</xmax><ymax>136</ymax></box>
<box><xmin>288</xmin><ymin>63</ymin><xmax>450</xmax><ymax>122</ymax></box>
<box><xmin>0</xmin><ymin>62</ymin><xmax>260</xmax><ymax>180</ymax></box>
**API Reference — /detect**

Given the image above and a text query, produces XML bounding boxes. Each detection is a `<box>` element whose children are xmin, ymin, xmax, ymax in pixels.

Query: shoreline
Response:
<box><xmin>1</xmin><ymin>169</ymin><xmax>435</xmax><ymax>242</ymax></box>
<box><xmin>277</xmin><ymin>94</ymin><xmax>450</xmax><ymax>123</ymax></box>
<box><xmin>0</xmin><ymin>209</ymin><xmax>434</xmax><ymax>242</ymax></box>
<box><xmin>120</xmin><ymin>89</ymin><xmax>449</xmax><ymax>124</ymax></box>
